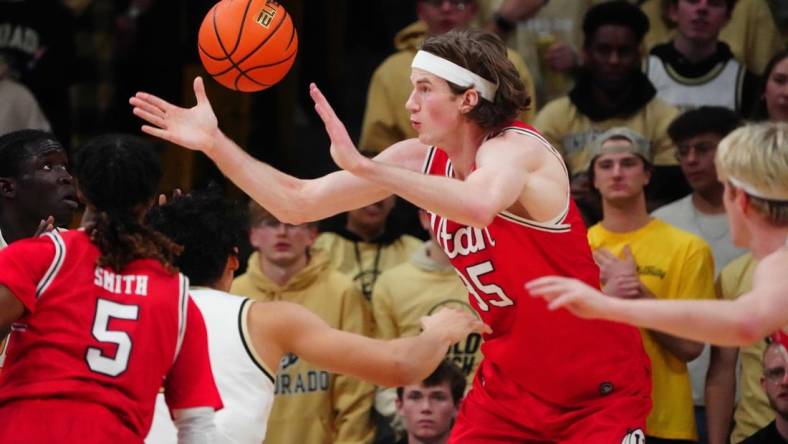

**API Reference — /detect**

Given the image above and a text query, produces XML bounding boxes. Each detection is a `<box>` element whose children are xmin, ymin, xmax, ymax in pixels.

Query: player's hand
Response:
<box><xmin>544</xmin><ymin>42</ymin><xmax>578</xmax><ymax>72</ymax></box>
<box><xmin>33</xmin><ymin>215</ymin><xmax>55</xmax><ymax>237</ymax></box>
<box><xmin>309</xmin><ymin>83</ymin><xmax>370</xmax><ymax>174</ymax></box>
<box><xmin>420</xmin><ymin>308</ymin><xmax>491</xmax><ymax>344</ymax></box>
<box><xmin>526</xmin><ymin>276</ymin><xmax>613</xmax><ymax>319</ymax></box>
<box><xmin>130</xmin><ymin>77</ymin><xmax>221</xmax><ymax>154</ymax></box>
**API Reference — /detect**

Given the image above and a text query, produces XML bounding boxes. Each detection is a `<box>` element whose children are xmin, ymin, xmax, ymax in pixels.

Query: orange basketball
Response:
<box><xmin>198</xmin><ymin>0</ymin><xmax>298</xmax><ymax>92</ymax></box>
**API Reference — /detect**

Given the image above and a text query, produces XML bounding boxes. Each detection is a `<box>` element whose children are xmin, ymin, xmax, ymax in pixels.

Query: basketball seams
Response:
<box><xmin>199</xmin><ymin>0</ymin><xmax>297</xmax><ymax>92</ymax></box>
<box><xmin>208</xmin><ymin>7</ymin><xmax>289</xmax><ymax>79</ymax></box>
<box><xmin>284</xmin><ymin>16</ymin><xmax>296</xmax><ymax>51</ymax></box>
<box><xmin>229</xmin><ymin>9</ymin><xmax>290</xmax><ymax>73</ymax></box>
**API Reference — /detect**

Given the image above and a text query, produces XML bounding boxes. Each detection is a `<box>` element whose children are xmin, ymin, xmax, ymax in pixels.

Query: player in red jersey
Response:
<box><xmin>529</xmin><ymin>122</ymin><xmax>788</xmax><ymax>353</ymax></box>
<box><xmin>0</xmin><ymin>134</ymin><xmax>222</xmax><ymax>444</ymax></box>
<box><xmin>130</xmin><ymin>28</ymin><xmax>650</xmax><ymax>443</ymax></box>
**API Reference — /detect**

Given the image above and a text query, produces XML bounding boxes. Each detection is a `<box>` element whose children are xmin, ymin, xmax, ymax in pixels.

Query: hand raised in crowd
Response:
<box><xmin>544</xmin><ymin>42</ymin><xmax>578</xmax><ymax>72</ymax></box>
<box><xmin>420</xmin><ymin>308</ymin><xmax>492</xmax><ymax>344</ymax></box>
<box><xmin>130</xmin><ymin>77</ymin><xmax>221</xmax><ymax>155</ymax></box>
<box><xmin>495</xmin><ymin>0</ymin><xmax>548</xmax><ymax>23</ymax></box>
<box><xmin>309</xmin><ymin>83</ymin><xmax>370</xmax><ymax>174</ymax></box>
<box><xmin>526</xmin><ymin>276</ymin><xmax>614</xmax><ymax>320</ymax></box>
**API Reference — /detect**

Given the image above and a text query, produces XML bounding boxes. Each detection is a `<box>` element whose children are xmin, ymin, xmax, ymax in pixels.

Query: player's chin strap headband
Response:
<box><xmin>411</xmin><ymin>50</ymin><xmax>497</xmax><ymax>102</ymax></box>
<box><xmin>728</xmin><ymin>176</ymin><xmax>788</xmax><ymax>201</ymax></box>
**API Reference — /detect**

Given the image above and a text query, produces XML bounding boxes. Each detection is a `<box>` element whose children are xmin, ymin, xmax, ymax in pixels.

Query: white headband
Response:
<box><xmin>411</xmin><ymin>50</ymin><xmax>497</xmax><ymax>102</ymax></box>
<box><xmin>729</xmin><ymin>176</ymin><xmax>788</xmax><ymax>202</ymax></box>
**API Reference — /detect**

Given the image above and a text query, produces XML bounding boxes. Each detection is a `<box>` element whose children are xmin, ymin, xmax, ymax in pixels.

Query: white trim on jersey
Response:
<box><xmin>35</xmin><ymin>231</ymin><xmax>66</xmax><ymax>298</ymax></box>
<box><xmin>421</xmin><ymin>146</ymin><xmax>437</xmax><ymax>175</ymax></box>
<box><xmin>173</xmin><ymin>274</ymin><xmax>189</xmax><ymax>363</ymax></box>
<box><xmin>421</xmin><ymin>127</ymin><xmax>572</xmax><ymax>232</ymax></box>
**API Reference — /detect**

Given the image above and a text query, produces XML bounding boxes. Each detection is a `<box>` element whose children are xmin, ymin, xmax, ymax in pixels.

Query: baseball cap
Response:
<box><xmin>587</xmin><ymin>127</ymin><xmax>652</xmax><ymax>164</ymax></box>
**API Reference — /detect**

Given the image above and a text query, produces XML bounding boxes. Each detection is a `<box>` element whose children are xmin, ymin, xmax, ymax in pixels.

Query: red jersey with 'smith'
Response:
<box><xmin>0</xmin><ymin>230</ymin><xmax>221</xmax><ymax>437</ymax></box>
<box><xmin>423</xmin><ymin>121</ymin><xmax>650</xmax><ymax>405</ymax></box>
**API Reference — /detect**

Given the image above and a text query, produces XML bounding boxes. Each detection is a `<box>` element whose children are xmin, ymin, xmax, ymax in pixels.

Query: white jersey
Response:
<box><xmin>146</xmin><ymin>288</ymin><xmax>276</xmax><ymax>444</ymax></box>
<box><xmin>645</xmin><ymin>54</ymin><xmax>745</xmax><ymax>112</ymax></box>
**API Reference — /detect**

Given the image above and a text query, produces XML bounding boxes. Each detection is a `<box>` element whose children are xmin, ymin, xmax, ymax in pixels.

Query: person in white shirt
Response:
<box><xmin>144</xmin><ymin>189</ymin><xmax>488</xmax><ymax>444</ymax></box>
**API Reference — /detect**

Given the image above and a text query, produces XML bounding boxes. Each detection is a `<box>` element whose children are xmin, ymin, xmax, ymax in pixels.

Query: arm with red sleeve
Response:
<box><xmin>0</xmin><ymin>235</ymin><xmax>57</xmax><ymax>337</ymax></box>
<box><xmin>163</xmin><ymin>297</ymin><xmax>223</xmax><ymax>444</ymax></box>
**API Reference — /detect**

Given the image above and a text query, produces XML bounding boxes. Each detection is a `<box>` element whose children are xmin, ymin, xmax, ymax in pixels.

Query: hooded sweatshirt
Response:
<box><xmin>231</xmin><ymin>250</ymin><xmax>374</xmax><ymax>444</ymax></box>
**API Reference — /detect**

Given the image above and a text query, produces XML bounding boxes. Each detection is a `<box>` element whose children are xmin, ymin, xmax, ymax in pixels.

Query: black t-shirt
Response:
<box><xmin>741</xmin><ymin>421</ymin><xmax>788</xmax><ymax>444</ymax></box>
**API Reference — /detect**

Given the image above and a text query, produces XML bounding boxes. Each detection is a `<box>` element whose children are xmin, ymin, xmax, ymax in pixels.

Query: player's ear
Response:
<box><xmin>227</xmin><ymin>249</ymin><xmax>240</xmax><ymax>273</ymax></box>
<box><xmin>458</xmin><ymin>89</ymin><xmax>480</xmax><ymax>114</ymax></box>
<box><xmin>0</xmin><ymin>177</ymin><xmax>16</xmax><ymax>198</ymax></box>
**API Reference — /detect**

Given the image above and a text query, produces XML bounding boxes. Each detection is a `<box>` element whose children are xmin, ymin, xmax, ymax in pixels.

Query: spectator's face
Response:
<box><xmin>417</xmin><ymin>0</ymin><xmax>478</xmax><ymax>35</ymax></box>
<box><xmin>396</xmin><ymin>381</ymin><xmax>457</xmax><ymax>442</ymax></box>
<box><xmin>592</xmin><ymin>148</ymin><xmax>650</xmax><ymax>204</ymax></box>
<box><xmin>407</xmin><ymin>69</ymin><xmax>464</xmax><ymax>146</ymax></box>
<box><xmin>584</xmin><ymin>25</ymin><xmax>641</xmax><ymax>92</ymax></box>
<box><xmin>675</xmin><ymin>132</ymin><xmax>722</xmax><ymax>192</ymax></box>
<box><xmin>761</xmin><ymin>345</ymin><xmax>788</xmax><ymax>418</ymax></box>
<box><xmin>765</xmin><ymin>57</ymin><xmax>788</xmax><ymax>122</ymax></box>
<box><xmin>670</xmin><ymin>0</ymin><xmax>730</xmax><ymax>44</ymax></box>
<box><xmin>9</xmin><ymin>142</ymin><xmax>77</xmax><ymax>227</ymax></box>
<box><xmin>249</xmin><ymin>218</ymin><xmax>316</xmax><ymax>267</ymax></box>
<box><xmin>347</xmin><ymin>196</ymin><xmax>396</xmax><ymax>234</ymax></box>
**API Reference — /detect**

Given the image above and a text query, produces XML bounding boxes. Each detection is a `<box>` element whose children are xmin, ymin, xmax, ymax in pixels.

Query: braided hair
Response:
<box><xmin>72</xmin><ymin>134</ymin><xmax>181</xmax><ymax>272</ymax></box>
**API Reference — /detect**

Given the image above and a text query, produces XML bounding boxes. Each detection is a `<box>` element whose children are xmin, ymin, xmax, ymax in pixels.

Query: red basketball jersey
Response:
<box><xmin>424</xmin><ymin>122</ymin><xmax>650</xmax><ymax>405</ymax></box>
<box><xmin>0</xmin><ymin>230</ymin><xmax>221</xmax><ymax>437</ymax></box>
<box><xmin>771</xmin><ymin>330</ymin><xmax>788</xmax><ymax>350</ymax></box>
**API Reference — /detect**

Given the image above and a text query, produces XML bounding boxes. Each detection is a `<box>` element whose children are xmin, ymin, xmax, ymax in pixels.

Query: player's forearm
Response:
<box><xmin>705</xmin><ymin>347</ymin><xmax>737</xmax><ymax>444</ymax></box>
<box><xmin>382</xmin><ymin>331</ymin><xmax>454</xmax><ymax>386</ymax></box>
<box><xmin>356</xmin><ymin>159</ymin><xmax>509</xmax><ymax>228</ymax></box>
<box><xmin>647</xmin><ymin>330</ymin><xmax>704</xmax><ymax>362</ymax></box>
<box><xmin>202</xmin><ymin>131</ymin><xmax>307</xmax><ymax>222</ymax></box>
<box><xmin>607</xmin><ymin>298</ymin><xmax>766</xmax><ymax>346</ymax></box>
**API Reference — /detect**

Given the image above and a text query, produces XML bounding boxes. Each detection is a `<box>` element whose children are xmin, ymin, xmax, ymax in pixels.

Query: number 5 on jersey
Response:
<box><xmin>86</xmin><ymin>299</ymin><xmax>139</xmax><ymax>377</ymax></box>
<box><xmin>456</xmin><ymin>261</ymin><xmax>513</xmax><ymax>312</ymax></box>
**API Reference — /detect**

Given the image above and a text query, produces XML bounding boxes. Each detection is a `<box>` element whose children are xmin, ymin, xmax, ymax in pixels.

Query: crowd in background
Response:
<box><xmin>2</xmin><ymin>0</ymin><xmax>788</xmax><ymax>443</ymax></box>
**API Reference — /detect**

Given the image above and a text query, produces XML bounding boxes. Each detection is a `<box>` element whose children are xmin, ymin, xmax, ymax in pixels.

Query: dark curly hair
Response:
<box><xmin>146</xmin><ymin>186</ymin><xmax>248</xmax><ymax>287</ymax></box>
<box><xmin>667</xmin><ymin>106</ymin><xmax>742</xmax><ymax>143</ymax></box>
<box><xmin>420</xmin><ymin>28</ymin><xmax>530</xmax><ymax>133</ymax></box>
<box><xmin>72</xmin><ymin>133</ymin><xmax>181</xmax><ymax>272</ymax></box>
<box><xmin>0</xmin><ymin>129</ymin><xmax>62</xmax><ymax>177</ymax></box>
<box><xmin>583</xmin><ymin>1</ymin><xmax>650</xmax><ymax>47</ymax></box>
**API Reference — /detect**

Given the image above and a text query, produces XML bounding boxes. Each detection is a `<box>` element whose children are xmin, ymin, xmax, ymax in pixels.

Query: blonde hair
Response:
<box><xmin>716</xmin><ymin>122</ymin><xmax>788</xmax><ymax>225</ymax></box>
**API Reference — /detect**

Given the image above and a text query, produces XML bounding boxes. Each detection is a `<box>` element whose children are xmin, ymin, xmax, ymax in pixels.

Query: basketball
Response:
<box><xmin>197</xmin><ymin>0</ymin><xmax>298</xmax><ymax>92</ymax></box>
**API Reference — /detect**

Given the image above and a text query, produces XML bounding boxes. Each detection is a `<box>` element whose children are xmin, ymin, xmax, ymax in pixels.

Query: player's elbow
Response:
<box><xmin>465</xmin><ymin>200</ymin><xmax>498</xmax><ymax>228</ymax></box>
<box><xmin>734</xmin><ymin>315</ymin><xmax>769</xmax><ymax>346</ymax></box>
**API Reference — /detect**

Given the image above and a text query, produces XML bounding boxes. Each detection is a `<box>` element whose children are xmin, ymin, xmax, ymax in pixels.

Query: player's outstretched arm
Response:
<box><xmin>311</xmin><ymin>84</ymin><xmax>564</xmax><ymax>227</ymax></box>
<box><xmin>130</xmin><ymin>78</ymin><xmax>425</xmax><ymax>224</ymax></box>
<box><xmin>527</xmin><ymin>268</ymin><xmax>784</xmax><ymax>347</ymax></box>
<box><xmin>251</xmin><ymin>301</ymin><xmax>490</xmax><ymax>387</ymax></box>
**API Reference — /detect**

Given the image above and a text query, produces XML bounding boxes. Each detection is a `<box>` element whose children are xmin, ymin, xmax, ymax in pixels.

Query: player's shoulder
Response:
<box><xmin>757</xmin><ymin>249</ymin><xmax>788</xmax><ymax>278</ymax></box>
<box><xmin>191</xmin><ymin>287</ymin><xmax>247</xmax><ymax>305</ymax></box>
